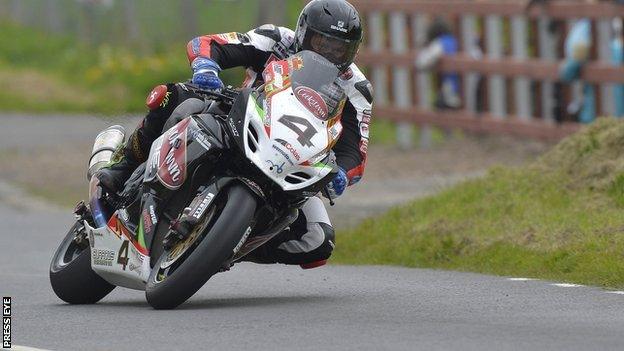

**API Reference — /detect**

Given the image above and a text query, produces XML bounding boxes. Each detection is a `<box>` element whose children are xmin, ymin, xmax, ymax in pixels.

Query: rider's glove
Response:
<box><xmin>325</xmin><ymin>167</ymin><xmax>348</xmax><ymax>199</ymax></box>
<box><xmin>191</xmin><ymin>57</ymin><xmax>224</xmax><ymax>91</ymax></box>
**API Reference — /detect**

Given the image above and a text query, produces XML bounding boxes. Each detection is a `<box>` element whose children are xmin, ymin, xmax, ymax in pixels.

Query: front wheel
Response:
<box><xmin>49</xmin><ymin>221</ymin><xmax>115</xmax><ymax>304</ymax></box>
<box><xmin>145</xmin><ymin>184</ymin><xmax>257</xmax><ymax>309</ymax></box>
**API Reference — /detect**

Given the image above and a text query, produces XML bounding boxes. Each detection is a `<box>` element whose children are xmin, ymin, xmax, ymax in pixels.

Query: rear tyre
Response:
<box><xmin>145</xmin><ymin>184</ymin><xmax>257</xmax><ymax>309</ymax></box>
<box><xmin>49</xmin><ymin>221</ymin><xmax>115</xmax><ymax>304</ymax></box>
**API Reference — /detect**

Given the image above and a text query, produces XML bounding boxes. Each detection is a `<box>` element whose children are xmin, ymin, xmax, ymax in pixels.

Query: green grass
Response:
<box><xmin>0</xmin><ymin>1</ymin><xmax>307</xmax><ymax>114</ymax></box>
<box><xmin>334</xmin><ymin>118</ymin><xmax>624</xmax><ymax>289</ymax></box>
<box><xmin>0</xmin><ymin>16</ymin><xmax>273</xmax><ymax>114</ymax></box>
<box><xmin>0</xmin><ymin>22</ymin><xmax>190</xmax><ymax>114</ymax></box>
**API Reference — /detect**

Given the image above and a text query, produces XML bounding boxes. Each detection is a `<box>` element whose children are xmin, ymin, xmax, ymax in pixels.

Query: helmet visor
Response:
<box><xmin>301</xmin><ymin>27</ymin><xmax>359</xmax><ymax>70</ymax></box>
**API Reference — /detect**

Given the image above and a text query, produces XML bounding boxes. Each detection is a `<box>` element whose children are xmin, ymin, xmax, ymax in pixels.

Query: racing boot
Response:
<box><xmin>96</xmin><ymin>129</ymin><xmax>149</xmax><ymax>194</ymax></box>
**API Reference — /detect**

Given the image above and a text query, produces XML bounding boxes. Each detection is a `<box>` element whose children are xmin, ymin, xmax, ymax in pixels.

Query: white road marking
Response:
<box><xmin>550</xmin><ymin>283</ymin><xmax>584</xmax><ymax>288</ymax></box>
<box><xmin>506</xmin><ymin>278</ymin><xmax>622</xmax><ymax>296</ymax></box>
<box><xmin>12</xmin><ymin>346</ymin><xmax>53</xmax><ymax>351</ymax></box>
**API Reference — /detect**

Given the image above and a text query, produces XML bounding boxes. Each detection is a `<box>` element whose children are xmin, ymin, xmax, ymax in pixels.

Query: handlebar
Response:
<box><xmin>183</xmin><ymin>83</ymin><xmax>239</xmax><ymax>104</ymax></box>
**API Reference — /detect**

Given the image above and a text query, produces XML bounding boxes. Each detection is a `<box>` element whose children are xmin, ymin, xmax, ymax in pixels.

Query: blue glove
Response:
<box><xmin>191</xmin><ymin>57</ymin><xmax>224</xmax><ymax>91</ymax></box>
<box><xmin>326</xmin><ymin>167</ymin><xmax>348</xmax><ymax>199</ymax></box>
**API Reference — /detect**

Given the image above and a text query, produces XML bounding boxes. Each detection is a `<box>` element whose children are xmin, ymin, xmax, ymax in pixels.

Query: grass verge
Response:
<box><xmin>334</xmin><ymin>118</ymin><xmax>624</xmax><ymax>289</ymax></box>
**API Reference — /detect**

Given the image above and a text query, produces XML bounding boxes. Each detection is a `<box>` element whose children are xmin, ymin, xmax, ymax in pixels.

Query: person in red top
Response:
<box><xmin>98</xmin><ymin>0</ymin><xmax>373</xmax><ymax>268</ymax></box>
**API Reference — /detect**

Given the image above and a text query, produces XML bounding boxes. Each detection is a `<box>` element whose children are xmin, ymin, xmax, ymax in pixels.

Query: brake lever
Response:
<box><xmin>322</xmin><ymin>186</ymin><xmax>336</xmax><ymax>206</ymax></box>
<box><xmin>185</xmin><ymin>83</ymin><xmax>237</xmax><ymax>103</ymax></box>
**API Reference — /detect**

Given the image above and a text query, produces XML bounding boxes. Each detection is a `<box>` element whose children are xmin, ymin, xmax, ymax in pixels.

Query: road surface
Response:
<box><xmin>1</xmin><ymin>201</ymin><xmax>624</xmax><ymax>351</ymax></box>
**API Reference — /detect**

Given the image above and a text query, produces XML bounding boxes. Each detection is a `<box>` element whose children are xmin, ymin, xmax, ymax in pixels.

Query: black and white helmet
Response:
<box><xmin>294</xmin><ymin>0</ymin><xmax>363</xmax><ymax>72</ymax></box>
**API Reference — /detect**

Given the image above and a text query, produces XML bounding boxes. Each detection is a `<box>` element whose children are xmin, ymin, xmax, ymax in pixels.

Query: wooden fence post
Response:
<box><xmin>598</xmin><ymin>18</ymin><xmax>615</xmax><ymax>116</ymax></box>
<box><xmin>538</xmin><ymin>15</ymin><xmax>557</xmax><ymax>123</ymax></box>
<box><xmin>461</xmin><ymin>14</ymin><xmax>479</xmax><ymax>114</ymax></box>
<box><xmin>389</xmin><ymin>12</ymin><xmax>413</xmax><ymax>149</ymax></box>
<box><xmin>486</xmin><ymin>14</ymin><xmax>506</xmax><ymax>118</ymax></box>
<box><xmin>512</xmin><ymin>15</ymin><xmax>532</xmax><ymax>119</ymax></box>
<box><xmin>567</xmin><ymin>19</ymin><xmax>584</xmax><ymax>111</ymax></box>
<box><xmin>413</xmin><ymin>14</ymin><xmax>433</xmax><ymax>149</ymax></box>
<box><xmin>369</xmin><ymin>11</ymin><xmax>389</xmax><ymax>106</ymax></box>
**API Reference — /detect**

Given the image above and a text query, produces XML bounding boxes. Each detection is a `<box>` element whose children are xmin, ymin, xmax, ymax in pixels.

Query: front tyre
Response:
<box><xmin>49</xmin><ymin>221</ymin><xmax>115</xmax><ymax>304</ymax></box>
<box><xmin>145</xmin><ymin>184</ymin><xmax>257</xmax><ymax>309</ymax></box>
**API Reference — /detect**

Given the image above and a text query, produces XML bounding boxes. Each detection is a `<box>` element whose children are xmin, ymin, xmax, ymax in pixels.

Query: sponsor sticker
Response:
<box><xmin>331</xmin><ymin>21</ymin><xmax>348</xmax><ymax>33</ymax></box>
<box><xmin>157</xmin><ymin>119</ymin><xmax>190</xmax><ymax>189</ymax></box>
<box><xmin>92</xmin><ymin>248</ymin><xmax>116</xmax><ymax>267</ymax></box>
<box><xmin>294</xmin><ymin>86</ymin><xmax>328</xmax><ymax>120</ymax></box>
<box><xmin>142</xmin><ymin>209</ymin><xmax>153</xmax><ymax>233</ymax></box>
<box><xmin>129</xmin><ymin>244</ymin><xmax>144</xmax><ymax>264</ymax></box>
<box><xmin>266</xmin><ymin>160</ymin><xmax>285</xmax><ymax>174</ymax></box>
<box><xmin>149</xmin><ymin>205</ymin><xmax>158</xmax><ymax>225</ymax></box>
<box><xmin>192</xmin><ymin>193</ymin><xmax>215</xmax><ymax>219</ymax></box>
<box><xmin>272</xmin><ymin>144</ymin><xmax>294</xmax><ymax>166</ymax></box>
<box><xmin>229</xmin><ymin>119</ymin><xmax>240</xmax><ymax>137</ymax></box>
<box><xmin>275</xmin><ymin>138</ymin><xmax>301</xmax><ymax>161</ymax></box>
<box><xmin>290</xmin><ymin>55</ymin><xmax>304</xmax><ymax>70</ymax></box>
<box><xmin>191</xmin><ymin>129</ymin><xmax>212</xmax><ymax>151</ymax></box>
<box><xmin>233</xmin><ymin>227</ymin><xmax>253</xmax><ymax>254</ymax></box>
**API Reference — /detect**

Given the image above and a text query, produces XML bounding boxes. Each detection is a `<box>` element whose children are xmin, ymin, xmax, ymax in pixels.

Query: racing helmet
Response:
<box><xmin>294</xmin><ymin>0</ymin><xmax>363</xmax><ymax>72</ymax></box>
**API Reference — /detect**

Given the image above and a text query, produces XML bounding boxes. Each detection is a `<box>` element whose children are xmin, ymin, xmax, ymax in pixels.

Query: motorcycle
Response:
<box><xmin>49</xmin><ymin>50</ymin><xmax>344</xmax><ymax>309</ymax></box>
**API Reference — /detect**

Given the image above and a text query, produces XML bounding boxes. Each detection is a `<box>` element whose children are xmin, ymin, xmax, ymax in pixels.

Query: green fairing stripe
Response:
<box><xmin>137</xmin><ymin>219</ymin><xmax>147</xmax><ymax>249</ymax></box>
<box><xmin>251</xmin><ymin>96</ymin><xmax>265</xmax><ymax>122</ymax></box>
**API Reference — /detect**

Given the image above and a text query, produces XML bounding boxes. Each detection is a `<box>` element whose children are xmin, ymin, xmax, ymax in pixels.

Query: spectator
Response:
<box><xmin>416</xmin><ymin>17</ymin><xmax>461</xmax><ymax>110</ymax></box>
<box><xmin>612</xmin><ymin>17</ymin><xmax>624</xmax><ymax>117</ymax></box>
<box><xmin>559</xmin><ymin>18</ymin><xmax>596</xmax><ymax>123</ymax></box>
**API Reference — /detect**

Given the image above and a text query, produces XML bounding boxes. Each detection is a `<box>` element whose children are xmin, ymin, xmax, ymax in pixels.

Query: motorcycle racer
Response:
<box><xmin>97</xmin><ymin>0</ymin><xmax>373</xmax><ymax>269</ymax></box>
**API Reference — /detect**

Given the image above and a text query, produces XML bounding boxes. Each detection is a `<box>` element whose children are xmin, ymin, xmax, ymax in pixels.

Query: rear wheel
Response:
<box><xmin>49</xmin><ymin>221</ymin><xmax>115</xmax><ymax>304</ymax></box>
<box><xmin>145</xmin><ymin>184</ymin><xmax>257</xmax><ymax>309</ymax></box>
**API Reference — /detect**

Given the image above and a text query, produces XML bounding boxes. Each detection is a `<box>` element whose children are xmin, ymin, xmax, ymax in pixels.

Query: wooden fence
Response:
<box><xmin>350</xmin><ymin>0</ymin><xmax>624</xmax><ymax>144</ymax></box>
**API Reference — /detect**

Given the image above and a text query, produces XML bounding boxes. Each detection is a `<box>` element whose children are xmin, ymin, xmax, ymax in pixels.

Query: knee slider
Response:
<box><xmin>317</xmin><ymin>222</ymin><xmax>335</xmax><ymax>259</ymax></box>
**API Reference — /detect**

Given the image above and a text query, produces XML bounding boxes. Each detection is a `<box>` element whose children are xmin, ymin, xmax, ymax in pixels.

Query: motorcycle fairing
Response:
<box><xmin>145</xmin><ymin>115</ymin><xmax>226</xmax><ymax>188</ymax></box>
<box><xmin>242</xmin><ymin>88</ymin><xmax>335</xmax><ymax>192</ymax></box>
<box><xmin>155</xmin><ymin>117</ymin><xmax>190</xmax><ymax>190</ymax></box>
<box><xmin>85</xmin><ymin>213</ymin><xmax>150</xmax><ymax>291</ymax></box>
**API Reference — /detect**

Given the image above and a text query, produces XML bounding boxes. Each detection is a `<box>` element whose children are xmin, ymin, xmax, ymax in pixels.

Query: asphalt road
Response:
<box><xmin>2</xmin><ymin>202</ymin><xmax>624</xmax><ymax>351</ymax></box>
<box><xmin>0</xmin><ymin>114</ymin><xmax>141</xmax><ymax>151</ymax></box>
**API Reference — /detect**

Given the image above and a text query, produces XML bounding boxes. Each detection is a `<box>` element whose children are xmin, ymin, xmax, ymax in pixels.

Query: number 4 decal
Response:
<box><xmin>117</xmin><ymin>240</ymin><xmax>129</xmax><ymax>270</ymax></box>
<box><xmin>278</xmin><ymin>115</ymin><xmax>317</xmax><ymax>147</ymax></box>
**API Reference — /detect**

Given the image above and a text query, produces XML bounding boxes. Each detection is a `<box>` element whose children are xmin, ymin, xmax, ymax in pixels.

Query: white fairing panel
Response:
<box><xmin>243</xmin><ymin>89</ymin><xmax>336</xmax><ymax>191</ymax></box>
<box><xmin>85</xmin><ymin>218</ymin><xmax>150</xmax><ymax>291</ymax></box>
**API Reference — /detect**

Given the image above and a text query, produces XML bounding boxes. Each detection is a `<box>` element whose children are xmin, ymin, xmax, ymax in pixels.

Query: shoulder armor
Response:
<box><xmin>254</xmin><ymin>24</ymin><xmax>281</xmax><ymax>42</ymax></box>
<box><xmin>338</xmin><ymin>64</ymin><xmax>374</xmax><ymax>105</ymax></box>
<box><xmin>354</xmin><ymin>80</ymin><xmax>373</xmax><ymax>104</ymax></box>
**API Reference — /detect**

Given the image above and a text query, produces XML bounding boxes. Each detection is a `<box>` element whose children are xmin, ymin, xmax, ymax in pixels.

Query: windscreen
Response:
<box><xmin>289</xmin><ymin>51</ymin><xmax>345</xmax><ymax>121</ymax></box>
